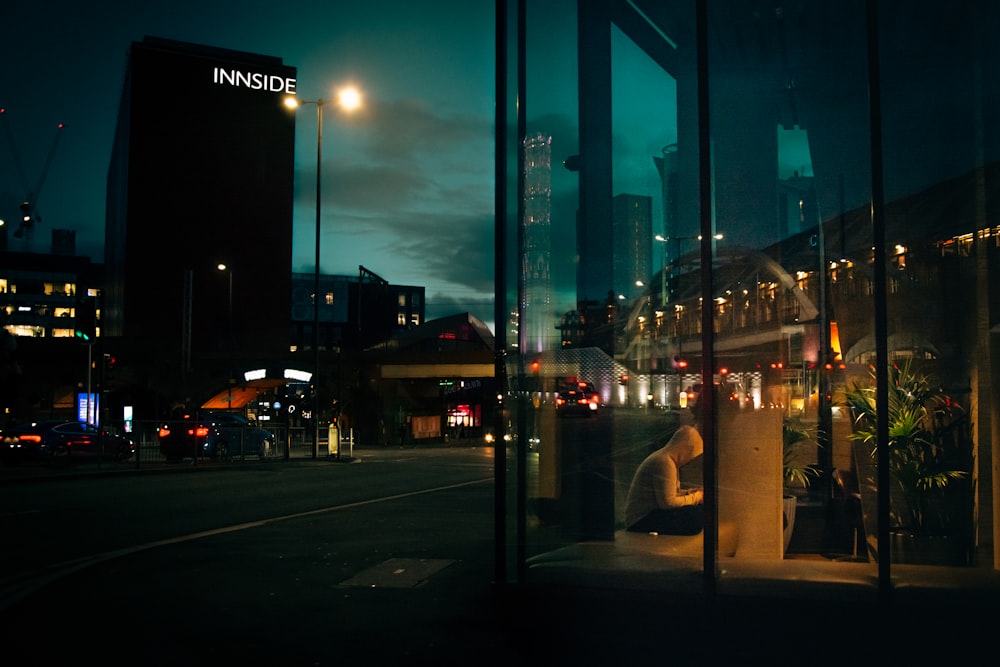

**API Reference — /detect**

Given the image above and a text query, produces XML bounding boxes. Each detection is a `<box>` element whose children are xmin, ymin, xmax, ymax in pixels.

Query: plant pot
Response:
<box><xmin>889</xmin><ymin>531</ymin><xmax>969</xmax><ymax>566</ymax></box>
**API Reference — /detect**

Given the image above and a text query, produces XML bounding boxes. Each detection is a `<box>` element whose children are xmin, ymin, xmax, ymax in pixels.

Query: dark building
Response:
<box><xmin>290</xmin><ymin>268</ymin><xmax>425</xmax><ymax>354</ymax></box>
<box><xmin>612</xmin><ymin>193</ymin><xmax>652</xmax><ymax>301</ymax></box>
<box><xmin>365</xmin><ymin>312</ymin><xmax>494</xmax><ymax>447</ymax></box>
<box><xmin>0</xmin><ymin>247</ymin><xmax>103</xmax><ymax>420</ymax></box>
<box><xmin>105</xmin><ymin>37</ymin><xmax>296</xmax><ymax>410</ymax></box>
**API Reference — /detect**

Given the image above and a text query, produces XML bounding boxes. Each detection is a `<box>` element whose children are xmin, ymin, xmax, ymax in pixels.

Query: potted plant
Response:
<box><xmin>781</xmin><ymin>416</ymin><xmax>821</xmax><ymax>551</ymax></box>
<box><xmin>783</xmin><ymin>416</ymin><xmax>821</xmax><ymax>490</ymax></box>
<box><xmin>843</xmin><ymin>359</ymin><xmax>974</xmax><ymax>565</ymax></box>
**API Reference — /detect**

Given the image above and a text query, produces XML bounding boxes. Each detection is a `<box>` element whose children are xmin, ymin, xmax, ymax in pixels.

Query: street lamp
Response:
<box><xmin>653</xmin><ymin>233</ymin><xmax>723</xmax><ymax>398</ymax></box>
<box><xmin>655</xmin><ymin>233</ymin><xmax>724</xmax><ymax>305</ymax></box>
<box><xmin>217</xmin><ymin>263</ymin><xmax>233</xmax><ymax>412</ymax></box>
<box><xmin>285</xmin><ymin>86</ymin><xmax>362</xmax><ymax>459</ymax></box>
<box><xmin>216</xmin><ymin>263</ymin><xmax>233</xmax><ymax>343</ymax></box>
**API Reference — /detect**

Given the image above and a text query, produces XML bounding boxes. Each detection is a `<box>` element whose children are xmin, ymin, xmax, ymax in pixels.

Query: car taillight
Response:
<box><xmin>194</xmin><ymin>426</ymin><xmax>210</xmax><ymax>438</ymax></box>
<box><xmin>19</xmin><ymin>434</ymin><xmax>42</xmax><ymax>443</ymax></box>
<box><xmin>158</xmin><ymin>427</ymin><xmax>171</xmax><ymax>438</ymax></box>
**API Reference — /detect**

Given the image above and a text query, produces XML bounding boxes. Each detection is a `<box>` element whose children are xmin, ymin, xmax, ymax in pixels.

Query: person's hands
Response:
<box><xmin>690</xmin><ymin>489</ymin><xmax>704</xmax><ymax>504</ymax></box>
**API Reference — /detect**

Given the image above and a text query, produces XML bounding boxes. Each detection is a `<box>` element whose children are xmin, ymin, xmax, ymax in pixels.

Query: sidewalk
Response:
<box><xmin>0</xmin><ymin>448</ymin><xmax>361</xmax><ymax>484</ymax></box>
<box><xmin>0</xmin><ymin>436</ymin><xmax>487</xmax><ymax>484</ymax></box>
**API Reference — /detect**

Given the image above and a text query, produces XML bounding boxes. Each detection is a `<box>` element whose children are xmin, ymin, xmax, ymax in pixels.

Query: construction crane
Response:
<box><xmin>0</xmin><ymin>106</ymin><xmax>66</xmax><ymax>244</ymax></box>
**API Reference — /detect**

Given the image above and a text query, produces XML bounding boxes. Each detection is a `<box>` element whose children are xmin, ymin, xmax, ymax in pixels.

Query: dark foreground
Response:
<box><xmin>2</xmin><ymin>450</ymin><xmax>995</xmax><ymax>665</ymax></box>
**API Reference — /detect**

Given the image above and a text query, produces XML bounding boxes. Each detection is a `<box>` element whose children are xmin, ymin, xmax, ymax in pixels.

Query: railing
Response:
<box><xmin>124</xmin><ymin>421</ymin><xmax>356</xmax><ymax>467</ymax></box>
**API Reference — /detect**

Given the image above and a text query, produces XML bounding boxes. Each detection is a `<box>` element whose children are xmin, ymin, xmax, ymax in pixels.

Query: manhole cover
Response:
<box><xmin>339</xmin><ymin>558</ymin><xmax>456</xmax><ymax>589</ymax></box>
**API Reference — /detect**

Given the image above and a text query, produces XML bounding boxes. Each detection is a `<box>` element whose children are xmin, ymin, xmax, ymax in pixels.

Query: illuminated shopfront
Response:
<box><xmin>495</xmin><ymin>0</ymin><xmax>1000</xmax><ymax>609</ymax></box>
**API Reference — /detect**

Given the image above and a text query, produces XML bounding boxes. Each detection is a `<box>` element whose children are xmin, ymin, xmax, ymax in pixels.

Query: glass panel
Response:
<box><xmin>860</xmin><ymin>1</ymin><xmax>996</xmax><ymax>570</ymax></box>
<box><xmin>513</xmin><ymin>0</ymin><xmax>586</xmax><ymax>560</ymax></box>
<box><xmin>504</xmin><ymin>0</ymin><xmax>999</xmax><ymax>595</ymax></box>
<box><xmin>703</xmin><ymin>1</ymin><xmax>876</xmax><ymax>585</ymax></box>
<box><xmin>506</xmin><ymin>0</ymin><xmax>710</xmax><ymax>579</ymax></box>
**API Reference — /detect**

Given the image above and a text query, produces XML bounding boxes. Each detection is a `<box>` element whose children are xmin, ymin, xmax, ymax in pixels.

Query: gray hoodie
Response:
<box><xmin>625</xmin><ymin>425</ymin><xmax>704</xmax><ymax>528</ymax></box>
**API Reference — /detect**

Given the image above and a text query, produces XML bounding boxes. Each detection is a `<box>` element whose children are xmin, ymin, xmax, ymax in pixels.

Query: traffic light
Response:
<box><xmin>74</xmin><ymin>296</ymin><xmax>96</xmax><ymax>342</ymax></box>
<box><xmin>103</xmin><ymin>353</ymin><xmax>117</xmax><ymax>385</ymax></box>
<box><xmin>529</xmin><ymin>360</ymin><xmax>541</xmax><ymax>392</ymax></box>
<box><xmin>619</xmin><ymin>374</ymin><xmax>629</xmax><ymax>386</ymax></box>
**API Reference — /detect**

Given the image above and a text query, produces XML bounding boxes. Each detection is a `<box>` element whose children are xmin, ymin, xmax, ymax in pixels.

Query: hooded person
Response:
<box><xmin>625</xmin><ymin>425</ymin><xmax>705</xmax><ymax>535</ymax></box>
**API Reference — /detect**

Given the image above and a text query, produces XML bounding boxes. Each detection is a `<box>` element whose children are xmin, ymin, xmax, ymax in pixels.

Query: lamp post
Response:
<box><xmin>655</xmin><ymin>233</ymin><xmax>723</xmax><ymax>306</ymax></box>
<box><xmin>216</xmin><ymin>263</ymin><xmax>233</xmax><ymax>343</ymax></box>
<box><xmin>654</xmin><ymin>233</ymin><xmax>722</xmax><ymax>397</ymax></box>
<box><xmin>285</xmin><ymin>86</ymin><xmax>361</xmax><ymax>459</ymax></box>
<box><xmin>217</xmin><ymin>263</ymin><xmax>233</xmax><ymax>412</ymax></box>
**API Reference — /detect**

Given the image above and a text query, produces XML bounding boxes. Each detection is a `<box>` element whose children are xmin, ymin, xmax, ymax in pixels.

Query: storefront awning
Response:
<box><xmin>201</xmin><ymin>378</ymin><xmax>288</xmax><ymax>410</ymax></box>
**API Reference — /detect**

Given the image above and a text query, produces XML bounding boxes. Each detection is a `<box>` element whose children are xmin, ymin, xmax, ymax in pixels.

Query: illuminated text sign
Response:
<box><xmin>213</xmin><ymin>67</ymin><xmax>296</xmax><ymax>94</ymax></box>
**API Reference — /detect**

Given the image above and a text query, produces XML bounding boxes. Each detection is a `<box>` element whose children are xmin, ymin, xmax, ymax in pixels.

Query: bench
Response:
<box><xmin>615</xmin><ymin>521</ymin><xmax>739</xmax><ymax>557</ymax></box>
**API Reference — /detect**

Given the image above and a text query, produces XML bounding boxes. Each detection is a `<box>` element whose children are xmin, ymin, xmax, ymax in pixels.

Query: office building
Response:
<box><xmin>289</xmin><ymin>269</ymin><xmax>425</xmax><ymax>353</ymax></box>
<box><xmin>105</xmin><ymin>37</ymin><xmax>296</xmax><ymax>404</ymax></box>
<box><xmin>612</xmin><ymin>193</ymin><xmax>652</xmax><ymax>301</ymax></box>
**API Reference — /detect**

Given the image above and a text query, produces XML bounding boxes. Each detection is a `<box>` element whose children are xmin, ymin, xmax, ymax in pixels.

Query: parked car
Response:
<box><xmin>158</xmin><ymin>411</ymin><xmax>274</xmax><ymax>462</ymax></box>
<box><xmin>555</xmin><ymin>380</ymin><xmax>600</xmax><ymax>417</ymax></box>
<box><xmin>1</xmin><ymin>419</ymin><xmax>135</xmax><ymax>464</ymax></box>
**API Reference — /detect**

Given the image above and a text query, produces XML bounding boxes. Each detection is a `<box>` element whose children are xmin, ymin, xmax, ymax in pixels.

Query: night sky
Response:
<box><xmin>5</xmin><ymin>2</ymin><xmax>997</xmax><ymax>337</ymax></box>
<box><xmin>1</xmin><ymin>1</ymin><xmax>496</xmax><ymax>328</ymax></box>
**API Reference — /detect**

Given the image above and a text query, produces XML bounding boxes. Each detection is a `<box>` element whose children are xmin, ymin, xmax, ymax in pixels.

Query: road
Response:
<box><xmin>7</xmin><ymin>418</ymin><xmax>959</xmax><ymax>664</ymax></box>
<box><xmin>1</xmin><ymin>446</ymin><xmax>518</xmax><ymax>665</ymax></box>
<box><xmin>1</xmin><ymin>410</ymin><xmax>692</xmax><ymax>665</ymax></box>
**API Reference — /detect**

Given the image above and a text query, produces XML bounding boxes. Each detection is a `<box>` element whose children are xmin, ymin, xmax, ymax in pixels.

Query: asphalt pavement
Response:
<box><xmin>1</xmin><ymin>445</ymin><xmax>542</xmax><ymax>665</ymax></box>
<box><xmin>4</xmin><ymin>444</ymin><xmax>990</xmax><ymax>664</ymax></box>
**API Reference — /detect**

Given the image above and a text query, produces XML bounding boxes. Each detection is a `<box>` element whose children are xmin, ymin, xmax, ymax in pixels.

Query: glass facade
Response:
<box><xmin>497</xmin><ymin>0</ymin><xmax>1000</xmax><ymax>601</ymax></box>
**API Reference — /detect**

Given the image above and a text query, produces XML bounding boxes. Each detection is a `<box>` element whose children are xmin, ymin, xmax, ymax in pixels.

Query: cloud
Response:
<box><xmin>290</xmin><ymin>91</ymin><xmax>496</xmax><ymax>315</ymax></box>
<box><xmin>424</xmin><ymin>291</ymin><xmax>495</xmax><ymax>330</ymax></box>
<box><xmin>292</xmin><ymin>95</ymin><xmax>493</xmax><ymax>213</ymax></box>
<box><xmin>366</xmin><ymin>98</ymin><xmax>489</xmax><ymax>159</ymax></box>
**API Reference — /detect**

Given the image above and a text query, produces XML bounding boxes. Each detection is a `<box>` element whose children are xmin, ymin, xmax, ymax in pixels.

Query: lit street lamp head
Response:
<box><xmin>283</xmin><ymin>85</ymin><xmax>362</xmax><ymax>113</ymax></box>
<box><xmin>337</xmin><ymin>85</ymin><xmax>362</xmax><ymax>111</ymax></box>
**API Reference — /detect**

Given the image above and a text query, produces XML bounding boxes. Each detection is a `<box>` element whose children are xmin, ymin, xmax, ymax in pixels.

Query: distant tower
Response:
<box><xmin>612</xmin><ymin>193</ymin><xmax>652</xmax><ymax>301</ymax></box>
<box><xmin>777</xmin><ymin>171</ymin><xmax>817</xmax><ymax>238</ymax></box>
<box><xmin>653</xmin><ymin>144</ymin><xmax>681</xmax><ymax>307</ymax></box>
<box><xmin>521</xmin><ymin>134</ymin><xmax>554</xmax><ymax>355</ymax></box>
<box><xmin>653</xmin><ymin>143</ymin><xmax>679</xmax><ymax>261</ymax></box>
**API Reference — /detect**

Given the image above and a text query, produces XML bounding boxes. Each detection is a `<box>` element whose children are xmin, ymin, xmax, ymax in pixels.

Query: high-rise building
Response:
<box><xmin>105</xmin><ymin>37</ymin><xmax>296</xmax><ymax>388</ymax></box>
<box><xmin>612</xmin><ymin>193</ymin><xmax>652</xmax><ymax>301</ymax></box>
<box><xmin>521</xmin><ymin>133</ymin><xmax>554</xmax><ymax>354</ymax></box>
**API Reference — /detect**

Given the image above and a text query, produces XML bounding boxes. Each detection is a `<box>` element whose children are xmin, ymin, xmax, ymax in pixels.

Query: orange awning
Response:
<box><xmin>201</xmin><ymin>378</ymin><xmax>288</xmax><ymax>410</ymax></box>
